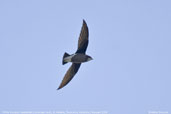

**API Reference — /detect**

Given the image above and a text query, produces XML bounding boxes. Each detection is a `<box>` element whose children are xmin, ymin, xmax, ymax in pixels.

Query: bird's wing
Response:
<box><xmin>57</xmin><ymin>63</ymin><xmax>81</xmax><ymax>90</ymax></box>
<box><xmin>75</xmin><ymin>20</ymin><xmax>89</xmax><ymax>54</ymax></box>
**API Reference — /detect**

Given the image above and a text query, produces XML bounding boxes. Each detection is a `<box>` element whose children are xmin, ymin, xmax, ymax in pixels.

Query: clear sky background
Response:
<box><xmin>0</xmin><ymin>0</ymin><xmax>171</xmax><ymax>114</ymax></box>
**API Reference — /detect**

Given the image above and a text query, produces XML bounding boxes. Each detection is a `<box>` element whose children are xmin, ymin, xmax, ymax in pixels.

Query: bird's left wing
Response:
<box><xmin>57</xmin><ymin>63</ymin><xmax>81</xmax><ymax>90</ymax></box>
<box><xmin>75</xmin><ymin>20</ymin><xmax>89</xmax><ymax>54</ymax></box>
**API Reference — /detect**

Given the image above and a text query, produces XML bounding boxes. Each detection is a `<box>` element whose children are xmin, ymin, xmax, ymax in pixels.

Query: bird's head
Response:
<box><xmin>87</xmin><ymin>56</ymin><xmax>93</xmax><ymax>61</ymax></box>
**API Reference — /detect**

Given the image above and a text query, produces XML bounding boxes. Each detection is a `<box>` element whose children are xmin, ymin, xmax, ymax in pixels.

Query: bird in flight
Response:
<box><xmin>57</xmin><ymin>20</ymin><xmax>93</xmax><ymax>90</ymax></box>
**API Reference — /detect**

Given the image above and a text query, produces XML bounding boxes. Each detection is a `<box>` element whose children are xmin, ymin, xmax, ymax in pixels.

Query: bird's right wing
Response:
<box><xmin>75</xmin><ymin>20</ymin><xmax>89</xmax><ymax>54</ymax></box>
<box><xmin>57</xmin><ymin>63</ymin><xmax>81</xmax><ymax>90</ymax></box>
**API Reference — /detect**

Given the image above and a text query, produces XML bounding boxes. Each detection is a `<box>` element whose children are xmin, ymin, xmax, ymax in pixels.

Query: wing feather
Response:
<box><xmin>57</xmin><ymin>63</ymin><xmax>81</xmax><ymax>90</ymax></box>
<box><xmin>76</xmin><ymin>20</ymin><xmax>89</xmax><ymax>54</ymax></box>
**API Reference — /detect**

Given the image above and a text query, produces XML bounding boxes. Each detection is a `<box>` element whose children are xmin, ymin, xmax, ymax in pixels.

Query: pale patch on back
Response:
<box><xmin>64</xmin><ymin>54</ymin><xmax>75</xmax><ymax>62</ymax></box>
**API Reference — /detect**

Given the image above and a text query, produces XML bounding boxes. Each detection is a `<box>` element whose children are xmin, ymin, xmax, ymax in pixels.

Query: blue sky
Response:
<box><xmin>0</xmin><ymin>0</ymin><xmax>171</xmax><ymax>114</ymax></box>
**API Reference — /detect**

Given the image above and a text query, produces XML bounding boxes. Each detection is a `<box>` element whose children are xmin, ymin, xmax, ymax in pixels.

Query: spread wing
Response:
<box><xmin>75</xmin><ymin>20</ymin><xmax>89</xmax><ymax>54</ymax></box>
<box><xmin>57</xmin><ymin>63</ymin><xmax>81</xmax><ymax>90</ymax></box>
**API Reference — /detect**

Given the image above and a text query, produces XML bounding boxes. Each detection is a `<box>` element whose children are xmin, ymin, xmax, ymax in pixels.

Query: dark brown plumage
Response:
<box><xmin>57</xmin><ymin>20</ymin><xmax>92</xmax><ymax>90</ymax></box>
<box><xmin>76</xmin><ymin>20</ymin><xmax>89</xmax><ymax>54</ymax></box>
<box><xmin>57</xmin><ymin>63</ymin><xmax>81</xmax><ymax>90</ymax></box>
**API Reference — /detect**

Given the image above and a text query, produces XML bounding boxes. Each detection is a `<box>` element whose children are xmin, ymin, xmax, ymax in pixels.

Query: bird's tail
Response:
<box><xmin>62</xmin><ymin>52</ymin><xmax>70</xmax><ymax>65</ymax></box>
